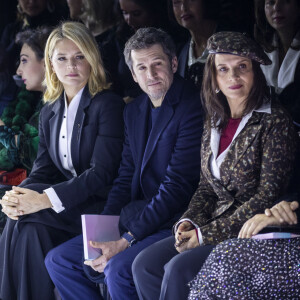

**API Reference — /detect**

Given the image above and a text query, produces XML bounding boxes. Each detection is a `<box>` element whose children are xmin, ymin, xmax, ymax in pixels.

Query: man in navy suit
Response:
<box><xmin>45</xmin><ymin>27</ymin><xmax>203</xmax><ymax>299</ymax></box>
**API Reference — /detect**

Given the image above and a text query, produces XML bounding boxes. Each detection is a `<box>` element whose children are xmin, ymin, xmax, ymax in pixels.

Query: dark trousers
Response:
<box><xmin>132</xmin><ymin>236</ymin><xmax>215</xmax><ymax>300</ymax></box>
<box><xmin>45</xmin><ymin>230</ymin><xmax>172</xmax><ymax>300</ymax></box>
<box><xmin>0</xmin><ymin>218</ymin><xmax>74</xmax><ymax>300</ymax></box>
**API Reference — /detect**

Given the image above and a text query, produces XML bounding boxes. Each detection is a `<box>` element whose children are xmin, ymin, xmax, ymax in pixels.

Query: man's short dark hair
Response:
<box><xmin>124</xmin><ymin>27</ymin><xmax>176</xmax><ymax>72</ymax></box>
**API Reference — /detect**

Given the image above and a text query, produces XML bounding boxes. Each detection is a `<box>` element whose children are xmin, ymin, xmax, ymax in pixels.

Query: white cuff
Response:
<box><xmin>44</xmin><ymin>188</ymin><xmax>65</xmax><ymax>213</ymax></box>
<box><xmin>196</xmin><ymin>227</ymin><xmax>203</xmax><ymax>245</ymax></box>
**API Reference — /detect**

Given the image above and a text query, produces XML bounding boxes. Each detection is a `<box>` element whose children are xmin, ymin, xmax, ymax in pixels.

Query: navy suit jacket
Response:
<box><xmin>103</xmin><ymin>75</ymin><xmax>203</xmax><ymax>240</ymax></box>
<box><xmin>19</xmin><ymin>86</ymin><xmax>125</xmax><ymax>233</ymax></box>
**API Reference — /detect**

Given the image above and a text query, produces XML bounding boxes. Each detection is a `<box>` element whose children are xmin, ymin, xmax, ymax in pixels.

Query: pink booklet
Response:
<box><xmin>252</xmin><ymin>232</ymin><xmax>300</xmax><ymax>240</ymax></box>
<box><xmin>81</xmin><ymin>215</ymin><xmax>120</xmax><ymax>260</ymax></box>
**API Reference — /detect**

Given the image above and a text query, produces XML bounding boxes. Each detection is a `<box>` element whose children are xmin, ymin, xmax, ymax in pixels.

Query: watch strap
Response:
<box><xmin>121</xmin><ymin>232</ymin><xmax>136</xmax><ymax>247</ymax></box>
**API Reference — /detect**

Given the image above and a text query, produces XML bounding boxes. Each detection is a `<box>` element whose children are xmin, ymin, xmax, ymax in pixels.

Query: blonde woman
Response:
<box><xmin>67</xmin><ymin>0</ymin><xmax>117</xmax><ymax>38</ymax></box>
<box><xmin>0</xmin><ymin>21</ymin><xmax>124</xmax><ymax>300</ymax></box>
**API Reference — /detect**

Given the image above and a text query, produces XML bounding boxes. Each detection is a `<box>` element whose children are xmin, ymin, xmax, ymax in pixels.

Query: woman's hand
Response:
<box><xmin>0</xmin><ymin>119</ymin><xmax>5</xmax><ymax>126</ymax></box>
<box><xmin>175</xmin><ymin>221</ymin><xmax>196</xmax><ymax>252</ymax></box>
<box><xmin>1</xmin><ymin>186</ymin><xmax>52</xmax><ymax>217</ymax></box>
<box><xmin>0</xmin><ymin>190</ymin><xmax>20</xmax><ymax>220</ymax></box>
<box><xmin>175</xmin><ymin>229</ymin><xmax>199</xmax><ymax>253</ymax></box>
<box><xmin>238</xmin><ymin>214</ymin><xmax>280</xmax><ymax>238</ymax></box>
<box><xmin>265</xmin><ymin>201</ymin><xmax>298</xmax><ymax>225</ymax></box>
<box><xmin>175</xmin><ymin>221</ymin><xmax>194</xmax><ymax>241</ymax></box>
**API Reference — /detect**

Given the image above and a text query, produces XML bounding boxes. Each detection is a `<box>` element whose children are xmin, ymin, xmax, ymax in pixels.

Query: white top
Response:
<box><xmin>175</xmin><ymin>101</ymin><xmax>271</xmax><ymax>245</ymax></box>
<box><xmin>187</xmin><ymin>39</ymin><xmax>209</xmax><ymax>67</ymax></box>
<box><xmin>44</xmin><ymin>87</ymin><xmax>84</xmax><ymax>213</ymax></box>
<box><xmin>261</xmin><ymin>32</ymin><xmax>300</xmax><ymax>93</ymax></box>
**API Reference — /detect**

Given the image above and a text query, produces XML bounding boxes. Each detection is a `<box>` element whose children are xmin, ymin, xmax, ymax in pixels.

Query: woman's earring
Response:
<box><xmin>215</xmin><ymin>88</ymin><xmax>220</xmax><ymax>94</ymax></box>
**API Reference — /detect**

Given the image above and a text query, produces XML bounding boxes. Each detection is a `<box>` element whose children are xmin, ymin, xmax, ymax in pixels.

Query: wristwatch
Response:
<box><xmin>121</xmin><ymin>232</ymin><xmax>137</xmax><ymax>247</ymax></box>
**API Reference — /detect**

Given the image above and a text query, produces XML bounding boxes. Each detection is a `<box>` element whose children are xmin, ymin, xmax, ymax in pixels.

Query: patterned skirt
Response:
<box><xmin>188</xmin><ymin>238</ymin><xmax>300</xmax><ymax>299</ymax></box>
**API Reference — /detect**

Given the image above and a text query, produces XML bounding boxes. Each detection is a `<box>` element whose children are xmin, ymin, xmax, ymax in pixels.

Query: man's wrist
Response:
<box><xmin>121</xmin><ymin>232</ymin><xmax>137</xmax><ymax>247</ymax></box>
<box><xmin>120</xmin><ymin>237</ymin><xmax>130</xmax><ymax>250</ymax></box>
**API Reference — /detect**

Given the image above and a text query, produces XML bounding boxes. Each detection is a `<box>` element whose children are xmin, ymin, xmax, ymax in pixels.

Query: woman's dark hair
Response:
<box><xmin>201</xmin><ymin>54</ymin><xmax>269</xmax><ymax>130</ymax></box>
<box><xmin>254</xmin><ymin>0</ymin><xmax>300</xmax><ymax>52</ymax></box>
<box><xmin>167</xmin><ymin>0</ymin><xmax>220</xmax><ymax>25</ymax></box>
<box><xmin>16</xmin><ymin>27</ymin><xmax>53</xmax><ymax>60</ymax></box>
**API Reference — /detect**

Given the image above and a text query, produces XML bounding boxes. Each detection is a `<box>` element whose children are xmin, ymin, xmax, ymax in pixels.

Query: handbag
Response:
<box><xmin>0</xmin><ymin>168</ymin><xmax>27</xmax><ymax>186</ymax></box>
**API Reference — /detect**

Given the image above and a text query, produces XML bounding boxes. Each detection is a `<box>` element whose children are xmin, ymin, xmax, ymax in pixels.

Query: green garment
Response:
<box><xmin>0</xmin><ymin>86</ymin><xmax>43</xmax><ymax>172</ymax></box>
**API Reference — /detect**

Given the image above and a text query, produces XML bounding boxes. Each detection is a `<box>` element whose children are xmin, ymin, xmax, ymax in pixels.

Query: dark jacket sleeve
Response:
<box><xmin>101</xmin><ymin>104</ymin><xmax>135</xmax><ymax>214</ymax></box>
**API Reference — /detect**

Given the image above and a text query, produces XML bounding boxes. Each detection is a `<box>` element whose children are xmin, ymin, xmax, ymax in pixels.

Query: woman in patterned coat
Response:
<box><xmin>132</xmin><ymin>31</ymin><xmax>298</xmax><ymax>300</ymax></box>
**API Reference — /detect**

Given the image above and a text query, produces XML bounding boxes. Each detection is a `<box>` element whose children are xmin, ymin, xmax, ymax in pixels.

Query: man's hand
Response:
<box><xmin>238</xmin><ymin>214</ymin><xmax>280</xmax><ymax>238</ymax></box>
<box><xmin>265</xmin><ymin>200</ymin><xmax>299</xmax><ymax>225</ymax></box>
<box><xmin>84</xmin><ymin>238</ymin><xmax>129</xmax><ymax>273</ymax></box>
<box><xmin>175</xmin><ymin>229</ymin><xmax>199</xmax><ymax>253</ymax></box>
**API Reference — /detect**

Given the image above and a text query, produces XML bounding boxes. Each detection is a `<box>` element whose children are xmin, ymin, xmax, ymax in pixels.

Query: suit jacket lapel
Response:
<box><xmin>142</xmin><ymin>103</ymin><xmax>174</xmax><ymax>170</ymax></box>
<box><xmin>71</xmin><ymin>86</ymin><xmax>92</xmax><ymax>173</ymax></box>
<box><xmin>49</xmin><ymin>95</ymin><xmax>64</xmax><ymax>171</ymax></box>
<box><xmin>131</xmin><ymin>96</ymin><xmax>149</xmax><ymax>179</ymax></box>
<box><xmin>141</xmin><ymin>78</ymin><xmax>180</xmax><ymax>171</ymax></box>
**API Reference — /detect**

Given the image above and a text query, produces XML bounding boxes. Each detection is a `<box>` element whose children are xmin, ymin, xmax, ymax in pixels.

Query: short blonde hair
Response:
<box><xmin>43</xmin><ymin>21</ymin><xmax>110</xmax><ymax>103</ymax></box>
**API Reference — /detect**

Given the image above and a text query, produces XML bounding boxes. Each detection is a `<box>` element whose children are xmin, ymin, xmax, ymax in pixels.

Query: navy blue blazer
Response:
<box><xmin>103</xmin><ymin>75</ymin><xmax>203</xmax><ymax>240</ymax></box>
<box><xmin>18</xmin><ymin>86</ymin><xmax>125</xmax><ymax>233</ymax></box>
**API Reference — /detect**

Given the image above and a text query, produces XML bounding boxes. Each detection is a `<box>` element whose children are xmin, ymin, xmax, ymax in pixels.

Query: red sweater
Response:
<box><xmin>218</xmin><ymin>118</ymin><xmax>242</xmax><ymax>156</ymax></box>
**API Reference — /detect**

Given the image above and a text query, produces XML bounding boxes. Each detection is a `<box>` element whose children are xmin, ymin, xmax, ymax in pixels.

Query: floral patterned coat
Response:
<box><xmin>180</xmin><ymin>102</ymin><xmax>298</xmax><ymax>245</ymax></box>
